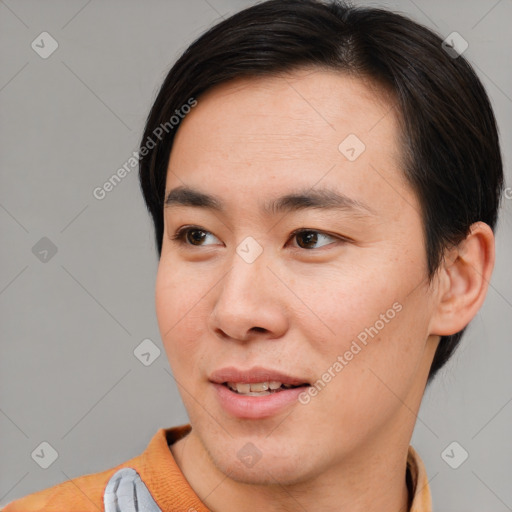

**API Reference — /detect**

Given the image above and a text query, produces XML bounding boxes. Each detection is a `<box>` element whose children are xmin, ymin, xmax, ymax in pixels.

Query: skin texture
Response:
<box><xmin>154</xmin><ymin>68</ymin><xmax>495</xmax><ymax>512</ymax></box>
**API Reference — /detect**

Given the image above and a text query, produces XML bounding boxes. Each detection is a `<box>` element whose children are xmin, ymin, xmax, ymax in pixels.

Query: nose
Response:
<box><xmin>208</xmin><ymin>251</ymin><xmax>289</xmax><ymax>343</ymax></box>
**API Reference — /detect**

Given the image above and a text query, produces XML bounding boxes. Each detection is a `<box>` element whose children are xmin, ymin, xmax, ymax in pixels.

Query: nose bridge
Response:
<box><xmin>220</xmin><ymin>243</ymin><xmax>270</xmax><ymax>308</ymax></box>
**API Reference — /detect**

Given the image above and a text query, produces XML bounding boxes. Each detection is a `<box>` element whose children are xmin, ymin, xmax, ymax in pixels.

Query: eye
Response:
<box><xmin>289</xmin><ymin>229</ymin><xmax>340</xmax><ymax>250</ymax></box>
<box><xmin>170</xmin><ymin>226</ymin><xmax>345</xmax><ymax>250</ymax></box>
<box><xmin>170</xmin><ymin>226</ymin><xmax>221</xmax><ymax>246</ymax></box>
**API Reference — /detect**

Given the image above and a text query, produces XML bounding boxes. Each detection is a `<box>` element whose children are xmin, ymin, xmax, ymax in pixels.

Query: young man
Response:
<box><xmin>3</xmin><ymin>0</ymin><xmax>503</xmax><ymax>511</ymax></box>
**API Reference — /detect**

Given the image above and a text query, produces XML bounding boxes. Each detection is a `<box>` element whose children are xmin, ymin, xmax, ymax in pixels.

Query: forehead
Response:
<box><xmin>166</xmin><ymin>68</ymin><xmax>410</xmax><ymax>215</ymax></box>
<box><xmin>177</xmin><ymin>68</ymin><xmax>396</xmax><ymax>150</ymax></box>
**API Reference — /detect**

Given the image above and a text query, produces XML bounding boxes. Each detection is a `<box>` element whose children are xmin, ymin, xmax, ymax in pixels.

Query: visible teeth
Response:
<box><xmin>249</xmin><ymin>382</ymin><xmax>268</xmax><ymax>392</ymax></box>
<box><xmin>226</xmin><ymin>381</ymin><xmax>289</xmax><ymax>394</ymax></box>
<box><xmin>234</xmin><ymin>383</ymin><xmax>251</xmax><ymax>394</ymax></box>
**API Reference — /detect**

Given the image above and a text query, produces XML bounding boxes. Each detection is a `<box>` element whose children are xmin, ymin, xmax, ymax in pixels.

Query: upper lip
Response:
<box><xmin>209</xmin><ymin>366</ymin><xmax>310</xmax><ymax>386</ymax></box>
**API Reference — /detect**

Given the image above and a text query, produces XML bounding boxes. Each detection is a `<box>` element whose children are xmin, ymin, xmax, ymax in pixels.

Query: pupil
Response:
<box><xmin>298</xmin><ymin>231</ymin><xmax>317</xmax><ymax>249</ymax></box>
<box><xmin>188</xmin><ymin>229</ymin><xmax>206</xmax><ymax>245</ymax></box>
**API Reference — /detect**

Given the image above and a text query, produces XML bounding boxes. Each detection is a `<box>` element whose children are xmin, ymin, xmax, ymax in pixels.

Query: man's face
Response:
<box><xmin>155</xmin><ymin>68</ymin><xmax>440</xmax><ymax>484</ymax></box>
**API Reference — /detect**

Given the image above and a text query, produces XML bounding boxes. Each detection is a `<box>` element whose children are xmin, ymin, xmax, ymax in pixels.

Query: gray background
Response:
<box><xmin>0</xmin><ymin>0</ymin><xmax>511</xmax><ymax>509</ymax></box>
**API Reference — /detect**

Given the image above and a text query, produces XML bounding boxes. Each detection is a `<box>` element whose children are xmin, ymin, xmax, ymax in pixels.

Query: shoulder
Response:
<box><xmin>2</xmin><ymin>465</ymin><xmax>118</xmax><ymax>511</ymax></box>
<box><xmin>1</xmin><ymin>456</ymin><xmax>143</xmax><ymax>512</ymax></box>
<box><xmin>2</xmin><ymin>425</ymin><xmax>194</xmax><ymax>512</ymax></box>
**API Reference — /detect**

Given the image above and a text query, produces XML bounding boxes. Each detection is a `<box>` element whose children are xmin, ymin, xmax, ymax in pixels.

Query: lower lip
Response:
<box><xmin>211</xmin><ymin>383</ymin><xmax>309</xmax><ymax>419</ymax></box>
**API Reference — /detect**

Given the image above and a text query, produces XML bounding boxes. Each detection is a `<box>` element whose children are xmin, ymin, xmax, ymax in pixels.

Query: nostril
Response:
<box><xmin>250</xmin><ymin>327</ymin><xmax>267</xmax><ymax>333</ymax></box>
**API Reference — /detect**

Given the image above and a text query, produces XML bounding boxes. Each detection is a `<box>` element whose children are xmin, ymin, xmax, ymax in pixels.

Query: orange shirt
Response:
<box><xmin>2</xmin><ymin>424</ymin><xmax>431</xmax><ymax>511</ymax></box>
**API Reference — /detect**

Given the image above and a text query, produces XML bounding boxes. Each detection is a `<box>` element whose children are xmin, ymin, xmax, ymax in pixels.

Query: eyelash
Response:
<box><xmin>169</xmin><ymin>225</ymin><xmax>348</xmax><ymax>251</ymax></box>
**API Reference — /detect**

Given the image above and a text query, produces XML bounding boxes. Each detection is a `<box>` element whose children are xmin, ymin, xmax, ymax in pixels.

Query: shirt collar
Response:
<box><xmin>407</xmin><ymin>445</ymin><xmax>432</xmax><ymax>512</ymax></box>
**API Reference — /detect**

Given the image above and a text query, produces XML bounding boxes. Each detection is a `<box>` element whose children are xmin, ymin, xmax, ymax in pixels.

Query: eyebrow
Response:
<box><xmin>164</xmin><ymin>185</ymin><xmax>376</xmax><ymax>216</ymax></box>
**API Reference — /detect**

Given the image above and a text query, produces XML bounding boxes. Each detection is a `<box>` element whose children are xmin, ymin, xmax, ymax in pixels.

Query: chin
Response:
<box><xmin>217</xmin><ymin>457</ymin><xmax>312</xmax><ymax>486</ymax></box>
<box><xmin>203</xmin><ymin>437</ymin><xmax>318</xmax><ymax>487</ymax></box>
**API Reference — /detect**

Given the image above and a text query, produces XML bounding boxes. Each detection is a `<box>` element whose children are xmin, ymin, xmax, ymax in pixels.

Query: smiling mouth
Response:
<box><xmin>223</xmin><ymin>381</ymin><xmax>310</xmax><ymax>396</ymax></box>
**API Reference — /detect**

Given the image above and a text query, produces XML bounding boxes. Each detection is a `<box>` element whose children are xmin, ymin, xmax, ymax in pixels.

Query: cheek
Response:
<box><xmin>288</xmin><ymin>263</ymin><xmax>404</xmax><ymax>357</ymax></box>
<box><xmin>293</xmin><ymin>257</ymin><xmax>432</xmax><ymax>388</ymax></box>
<box><xmin>300</xmin><ymin>297</ymin><xmax>431</xmax><ymax>449</ymax></box>
<box><xmin>323</xmin><ymin>282</ymin><xmax>431</xmax><ymax>406</ymax></box>
<box><xmin>154</xmin><ymin>261</ymin><xmax>210</xmax><ymax>366</ymax></box>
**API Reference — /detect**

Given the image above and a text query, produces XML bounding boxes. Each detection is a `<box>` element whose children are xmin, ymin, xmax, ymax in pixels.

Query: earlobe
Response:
<box><xmin>429</xmin><ymin>222</ymin><xmax>495</xmax><ymax>336</ymax></box>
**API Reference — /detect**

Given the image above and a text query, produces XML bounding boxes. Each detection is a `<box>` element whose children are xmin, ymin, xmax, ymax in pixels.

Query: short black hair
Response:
<box><xmin>138</xmin><ymin>0</ymin><xmax>504</xmax><ymax>381</ymax></box>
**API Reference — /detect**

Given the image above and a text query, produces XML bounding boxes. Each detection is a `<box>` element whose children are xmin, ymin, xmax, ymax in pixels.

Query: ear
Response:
<box><xmin>429</xmin><ymin>221</ymin><xmax>496</xmax><ymax>336</ymax></box>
